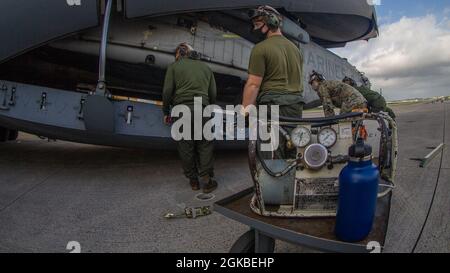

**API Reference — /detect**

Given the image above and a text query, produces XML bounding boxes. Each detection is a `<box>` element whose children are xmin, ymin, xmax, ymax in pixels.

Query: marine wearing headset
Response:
<box><xmin>162</xmin><ymin>43</ymin><xmax>218</xmax><ymax>193</ymax></box>
<box><xmin>242</xmin><ymin>5</ymin><xmax>304</xmax><ymax>159</ymax></box>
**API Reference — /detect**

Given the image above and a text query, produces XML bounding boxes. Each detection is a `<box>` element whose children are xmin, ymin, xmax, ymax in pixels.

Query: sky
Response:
<box><xmin>332</xmin><ymin>0</ymin><xmax>450</xmax><ymax>101</ymax></box>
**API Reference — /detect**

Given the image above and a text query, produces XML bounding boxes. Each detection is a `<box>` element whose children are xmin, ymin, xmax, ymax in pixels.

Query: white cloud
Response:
<box><xmin>332</xmin><ymin>14</ymin><xmax>450</xmax><ymax>100</ymax></box>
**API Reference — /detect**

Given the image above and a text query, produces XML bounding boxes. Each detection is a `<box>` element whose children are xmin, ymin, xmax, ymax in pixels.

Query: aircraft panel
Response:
<box><xmin>123</xmin><ymin>0</ymin><xmax>374</xmax><ymax>19</ymax></box>
<box><xmin>123</xmin><ymin>0</ymin><xmax>377</xmax><ymax>46</ymax></box>
<box><xmin>47</xmin><ymin>14</ymin><xmax>363</xmax><ymax>105</ymax></box>
<box><xmin>0</xmin><ymin>0</ymin><xmax>100</xmax><ymax>63</ymax></box>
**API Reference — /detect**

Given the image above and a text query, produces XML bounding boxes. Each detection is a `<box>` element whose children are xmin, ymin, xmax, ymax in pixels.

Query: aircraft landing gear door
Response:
<box><xmin>84</xmin><ymin>0</ymin><xmax>115</xmax><ymax>134</ymax></box>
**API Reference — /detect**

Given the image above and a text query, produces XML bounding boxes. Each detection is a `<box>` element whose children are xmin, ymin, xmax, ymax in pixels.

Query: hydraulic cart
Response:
<box><xmin>215</xmin><ymin>112</ymin><xmax>397</xmax><ymax>253</ymax></box>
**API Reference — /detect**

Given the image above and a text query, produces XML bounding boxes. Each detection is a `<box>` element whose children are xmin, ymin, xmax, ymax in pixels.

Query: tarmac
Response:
<box><xmin>0</xmin><ymin>101</ymin><xmax>448</xmax><ymax>253</ymax></box>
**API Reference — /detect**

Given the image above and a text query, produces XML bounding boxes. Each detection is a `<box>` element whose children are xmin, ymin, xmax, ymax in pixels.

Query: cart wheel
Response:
<box><xmin>230</xmin><ymin>230</ymin><xmax>256</xmax><ymax>253</ymax></box>
<box><xmin>8</xmin><ymin>130</ymin><xmax>18</xmax><ymax>141</ymax></box>
<box><xmin>0</xmin><ymin>127</ymin><xmax>9</xmax><ymax>142</ymax></box>
<box><xmin>230</xmin><ymin>230</ymin><xmax>275</xmax><ymax>253</ymax></box>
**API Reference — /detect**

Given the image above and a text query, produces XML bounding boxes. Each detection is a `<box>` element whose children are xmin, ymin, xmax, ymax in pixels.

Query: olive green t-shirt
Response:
<box><xmin>248</xmin><ymin>35</ymin><xmax>303</xmax><ymax>104</ymax></box>
<box><xmin>162</xmin><ymin>57</ymin><xmax>217</xmax><ymax>115</ymax></box>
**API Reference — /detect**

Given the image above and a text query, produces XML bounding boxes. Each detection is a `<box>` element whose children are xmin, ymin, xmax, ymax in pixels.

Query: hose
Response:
<box><xmin>254</xmin><ymin>121</ymin><xmax>299</xmax><ymax>178</ymax></box>
<box><xmin>255</xmin><ymin>138</ymin><xmax>299</xmax><ymax>178</ymax></box>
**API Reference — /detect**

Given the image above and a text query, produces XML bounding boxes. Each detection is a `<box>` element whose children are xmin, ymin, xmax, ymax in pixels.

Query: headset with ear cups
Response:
<box><xmin>266</xmin><ymin>12</ymin><xmax>281</xmax><ymax>29</ymax></box>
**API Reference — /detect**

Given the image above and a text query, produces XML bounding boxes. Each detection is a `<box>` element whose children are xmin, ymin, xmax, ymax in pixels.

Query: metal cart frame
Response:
<box><xmin>215</xmin><ymin>187</ymin><xmax>392</xmax><ymax>253</ymax></box>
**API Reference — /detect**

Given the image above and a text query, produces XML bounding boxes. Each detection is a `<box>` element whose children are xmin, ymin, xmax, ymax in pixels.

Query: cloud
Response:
<box><xmin>332</xmin><ymin>14</ymin><xmax>450</xmax><ymax>100</ymax></box>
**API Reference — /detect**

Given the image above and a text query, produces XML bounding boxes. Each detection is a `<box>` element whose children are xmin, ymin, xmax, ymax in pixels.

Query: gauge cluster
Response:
<box><xmin>289</xmin><ymin>123</ymin><xmax>353</xmax><ymax>171</ymax></box>
<box><xmin>290</xmin><ymin>126</ymin><xmax>338</xmax><ymax>149</ymax></box>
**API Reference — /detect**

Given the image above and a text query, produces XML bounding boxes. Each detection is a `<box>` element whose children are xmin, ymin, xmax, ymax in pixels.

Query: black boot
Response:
<box><xmin>202</xmin><ymin>178</ymin><xmax>218</xmax><ymax>193</ymax></box>
<box><xmin>190</xmin><ymin>179</ymin><xmax>200</xmax><ymax>191</ymax></box>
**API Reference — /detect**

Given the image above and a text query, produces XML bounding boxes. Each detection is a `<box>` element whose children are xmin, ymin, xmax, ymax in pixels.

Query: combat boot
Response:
<box><xmin>190</xmin><ymin>179</ymin><xmax>200</xmax><ymax>191</ymax></box>
<box><xmin>202</xmin><ymin>176</ymin><xmax>218</xmax><ymax>193</ymax></box>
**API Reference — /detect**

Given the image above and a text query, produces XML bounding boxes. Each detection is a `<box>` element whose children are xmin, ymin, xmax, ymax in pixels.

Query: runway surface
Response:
<box><xmin>0</xmin><ymin>102</ymin><xmax>448</xmax><ymax>253</ymax></box>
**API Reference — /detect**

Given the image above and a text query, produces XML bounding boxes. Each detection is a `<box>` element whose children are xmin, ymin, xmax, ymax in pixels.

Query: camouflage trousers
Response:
<box><xmin>340</xmin><ymin>95</ymin><xmax>368</xmax><ymax>114</ymax></box>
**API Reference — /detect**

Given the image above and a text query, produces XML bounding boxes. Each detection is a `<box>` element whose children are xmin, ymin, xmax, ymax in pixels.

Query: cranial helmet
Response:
<box><xmin>359</xmin><ymin>72</ymin><xmax>372</xmax><ymax>89</ymax></box>
<box><xmin>309</xmin><ymin>70</ymin><xmax>326</xmax><ymax>84</ymax></box>
<box><xmin>249</xmin><ymin>5</ymin><xmax>282</xmax><ymax>29</ymax></box>
<box><xmin>175</xmin><ymin>42</ymin><xmax>194</xmax><ymax>58</ymax></box>
<box><xmin>343</xmin><ymin>76</ymin><xmax>357</xmax><ymax>87</ymax></box>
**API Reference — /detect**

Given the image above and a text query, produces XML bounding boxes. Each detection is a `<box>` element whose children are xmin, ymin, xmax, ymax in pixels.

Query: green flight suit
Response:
<box><xmin>248</xmin><ymin>35</ymin><xmax>304</xmax><ymax>159</ymax></box>
<box><xmin>162</xmin><ymin>57</ymin><xmax>216</xmax><ymax>180</ymax></box>
<box><xmin>356</xmin><ymin>86</ymin><xmax>396</xmax><ymax>119</ymax></box>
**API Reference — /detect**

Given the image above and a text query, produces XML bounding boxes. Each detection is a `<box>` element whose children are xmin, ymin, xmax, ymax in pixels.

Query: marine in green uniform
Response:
<box><xmin>342</xmin><ymin>76</ymin><xmax>396</xmax><ymax>119</ymax></box>
<box><xmin>309</xmin><ymin>71</ymin><xmax>367</xmax><ymax>117</ymax></box>
<box><xmin>242</xmin><ymin>5</ymin><xmax>304</xmax><ymax>158</ymax></box>
<box><xmin>162</xmin><ymin>43</ymin><xmax>218</xmax><ymax>193</ymax></box>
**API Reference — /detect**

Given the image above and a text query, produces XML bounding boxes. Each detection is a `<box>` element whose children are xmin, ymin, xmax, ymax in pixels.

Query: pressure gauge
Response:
<box><xmin>291</xmin><ymin>126</ymin><xmax>311</xmax><ymax>148</ymax></box>
<box><xmin>318</xmin><ymin>127</ymin><xmax>337</xmax><ymax>148</ymax></box>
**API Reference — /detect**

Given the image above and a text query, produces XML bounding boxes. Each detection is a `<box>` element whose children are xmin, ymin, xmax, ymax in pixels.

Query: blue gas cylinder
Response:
<box><xmin>335</xmin><ymin>138</ymin><xmax>380</xmax><ymax>242</ymax></box>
